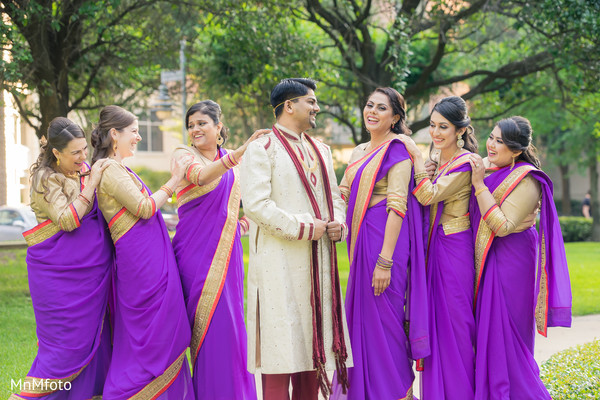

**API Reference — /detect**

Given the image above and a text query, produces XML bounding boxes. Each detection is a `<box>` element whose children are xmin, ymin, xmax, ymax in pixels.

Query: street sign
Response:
<box><xmin>161</xmin><ymin>70</ymin><xmax>183</xmax><ymax>84</ymax></box>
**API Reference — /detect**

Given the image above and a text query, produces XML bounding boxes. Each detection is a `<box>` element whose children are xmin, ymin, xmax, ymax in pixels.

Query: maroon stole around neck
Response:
<box><xmin>272</xmin><ymin>126</ymin><xmax>348</xmax><ymax>396</ymax></box>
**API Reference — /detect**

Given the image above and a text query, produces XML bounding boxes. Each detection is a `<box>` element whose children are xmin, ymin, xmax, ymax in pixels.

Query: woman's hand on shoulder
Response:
<box><xmin>424</xmin><ymin>159</ymin><xmax>437</xmax><ymax>179</ymax></box>
<box><xmin>468</xmin><ymin>153</ymin><xmax>485</xmax><ymax>187</ymax></box>
<box><xmin>396</xmin><ymin>135</ymin><xmax>421</xmax><ymax>159</ymax></box>
<box><xmin>171</xmin><ymin>153</ymin><xmax>194</xmax><ymax>182</ymax></box>
<box><xmin>88</xmin><ymin>158</ymin><xmax>111</xmax><ymax>188</ymax></box>
<box><xmin>237</xmin><ymin>129</ymin><xmax>270</xmax><ymax>155</ymax></box>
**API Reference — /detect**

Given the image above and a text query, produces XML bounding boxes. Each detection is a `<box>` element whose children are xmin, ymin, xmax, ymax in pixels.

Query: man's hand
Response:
<box><xmin>326</xmin><ymin>220</ymin><xmax>342</xmax><ymax>242</ymax></box>
<box><xmin>312</xmin><ymin>217</ymin><xmax>328</xmax><ymax>240</ymax></box>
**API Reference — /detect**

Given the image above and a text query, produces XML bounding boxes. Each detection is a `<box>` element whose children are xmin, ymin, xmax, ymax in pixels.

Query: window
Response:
<box><xmin>138</xmin><ymin>110</ymin><xmax>164</xmax><ymax>152</ymax></box>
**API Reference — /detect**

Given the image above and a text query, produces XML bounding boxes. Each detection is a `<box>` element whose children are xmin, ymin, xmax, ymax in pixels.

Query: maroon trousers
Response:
<box><xmin>262</xmin><ymin>371</ymin><xmax>318</xmax><ymax>400</ymax></box>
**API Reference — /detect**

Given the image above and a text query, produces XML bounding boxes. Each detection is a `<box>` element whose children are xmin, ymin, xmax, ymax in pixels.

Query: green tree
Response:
<box><xmin>0</xmin><ymin>0</ymin><xmax>198</xmax><ymax>138</ymax></box>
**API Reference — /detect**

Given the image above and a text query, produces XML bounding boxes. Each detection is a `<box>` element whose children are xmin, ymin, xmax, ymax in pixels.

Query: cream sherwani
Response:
<box><xmin>240</xmin><ymin>123</ymin><xmax>352</xmax><ymax>374</ymax></box>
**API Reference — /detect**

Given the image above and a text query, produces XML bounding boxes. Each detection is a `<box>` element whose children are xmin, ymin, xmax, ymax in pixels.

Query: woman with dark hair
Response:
<box><xmin>91</xmin><ymin>105</ymin><xmax>194</xmax><ymax>399</ymax></box>
<box><xmin>11</xmin><ymin>117</ymin><xmax>112</xmax><ymax>400</ymax></box>
<box><xmin>331</xmin><ymin>87</ymin><xmax>429</xmax><ymax>399</ymax></box>
<box><xmin>469</xmin><ymin>116</ymin><xmax>572</xmax><ymax>400</ymax></box>
<box><xmin>170</xmin><ymin>100</ymin><xmax>266</xmax><ymax>399</ymax></box>
<box><xmin>398</xmin><ymin>95</ymin><xmax>477</xmax><ymax>399</ymax></box>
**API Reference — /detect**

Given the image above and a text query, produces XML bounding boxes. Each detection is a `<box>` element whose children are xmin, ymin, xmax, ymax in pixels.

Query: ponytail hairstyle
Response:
<box><xmin>91</xmin><ymin>105</ymin><xmax>137</xmax><ymax>165</ymax></box>
<box><xmin>371</xmin><ymin>87</ymin><xmax>411</xmax><ymax>136</ymax></box>
<box><xmin>30</xmin><ymin>117</ymin><xmax>86</xmax><ymax>201</ymax></box>
<box><xmin>185</xmin><ymin>100</ymin><xmax>229</xmax><ymax>148</ymax></box>
<box><xmin>496</xmin><ymin>116</ymin><xmax>541</xmax><ymax>169</ymax></box>
<box><xmin>431</xmin><ymin>96</ymin><xmax>478</xmax><ymax>154</ymax></box>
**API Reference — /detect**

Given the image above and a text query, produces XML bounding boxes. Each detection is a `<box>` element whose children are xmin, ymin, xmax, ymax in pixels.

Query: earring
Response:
<box><xmin>511</xmin><ymin>154</ymin><xmax>517</xmax><ymax>169</ymax></box>
<box><xmin>56</xmin><ymin>158</ymin><xmax>60</xmax><ymax>167</ymax></box>
<box><xmin>391</xmin><ymin>122</ymin><xmax>395</xmax><ymax>130</ymax></box>
<box><xmin>457</xmin><ymin>135</ymin><xmax>465</xmax><ymax>149</ymax></box>
<box><xmin>216</xmin><ymin>135</ymin><xmax>224</xmax><ymax>146</ymax></box>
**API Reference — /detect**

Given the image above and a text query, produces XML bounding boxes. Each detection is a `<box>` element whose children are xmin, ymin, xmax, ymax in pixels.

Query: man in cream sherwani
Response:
<box><xmin>240</xmin><ymin>78</ymin><xmax>352</xmax><ymax>400</ymax></box>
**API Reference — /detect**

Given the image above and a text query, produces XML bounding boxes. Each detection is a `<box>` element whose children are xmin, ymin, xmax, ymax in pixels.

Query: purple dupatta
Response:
<box><xmin>102</xmin><ymin>169</ymin><xmax>193</xmax><ymax>400</ymax></box>
<box><xmin>332</xmin><ymin>138</ymin><xmax>429</xmax><ymax>399</ymax></box>
<box><xmin>172</xmin><ymin>148</ymin><xmax>256</xmax><ymax>399</ymax></box>
<box><xmin>14</xmin><ymin>168</ymin><xmax>113</xmax><ymax>399</ymax></box>
<box><xmin>470</xmin><ymin>162</ymin><xmax>571</xmax><ymax>399</ymax></box>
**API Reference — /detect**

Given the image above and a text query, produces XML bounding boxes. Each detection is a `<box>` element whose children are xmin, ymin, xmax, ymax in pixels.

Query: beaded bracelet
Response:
<box><xmin>160</xmin><ymin>185</ymin><xmax>174</xmax><ymax>197</ymax></box>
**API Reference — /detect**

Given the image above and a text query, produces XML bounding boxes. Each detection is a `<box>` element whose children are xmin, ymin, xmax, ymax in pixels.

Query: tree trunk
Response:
<box><xmin>559</xmin><ymin>163</ymin><xmax>571</xmax><ymax>216</ymax></box>
<box><xmin>590</xmin><ymin>155</ymin><xmax>600</xmax><ymax>241</ymax></box>
<box><xmin>0</xmin><ymin>80</ymin><xmax>7</xmax><ymax>206</ymax></box>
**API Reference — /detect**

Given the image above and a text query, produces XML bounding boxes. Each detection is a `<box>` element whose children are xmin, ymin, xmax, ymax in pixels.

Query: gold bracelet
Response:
<box><xmin>474</xmin><ymin>187</ymin><xmax>488</xmax><ymax>197</ymax></box>
<box><xmin>160</xmin><ymin>185</ymin><xmax>174</xmax><ymax>197</ymax></box>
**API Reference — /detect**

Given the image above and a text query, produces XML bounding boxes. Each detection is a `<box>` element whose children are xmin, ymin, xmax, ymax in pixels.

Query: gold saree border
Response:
<box><xmin>190</xmin><ymin>169</ymin><xmax>241</xmax><ymax>365</ymax></box>
<box><xmin>129</xmin><ymin>350</ymin><xmax>186</xmax><ymax>400</ymax></box>
<box><xmin>23</xmin><ymin>219</ymin><xmax>60</xmax><ymax>247</ymax></box>
<box><xmin>176</xmin><ymin>176</ymin><xmax>221</xmax><ymax>208</ymax></box>
<box><xmin>442</xmin><ymin>214</ymin><xmax>470</xmax><ymax>235</ymax></box>
<box><xmin>474</xmin><ymin>164</ymin><xmax>536</xmax><ymax>302</ymax></box>
<box><xmin>346</xmin><ymin>142</ymin><xmax>389</xmax><ymax>265</ymax></box>
<box><xmin>108</xmin><ymin>207</ymin><xmax>140</xmax><ymax>243</ymax></box>
<box><xmin>535</xmin><ymin>231</ymin><xmax>549</xmax><ymax>335</ymax></box>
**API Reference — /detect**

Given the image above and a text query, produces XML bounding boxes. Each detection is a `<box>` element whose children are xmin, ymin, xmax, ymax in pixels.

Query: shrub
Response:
<box><xmin>540</xmin><ymin>339</ymin><xmax>600</xmax><ymax>399</ymax></box>
<box><xmin>559</xmin><ymin>217</ymin><xmax>593</xmax><ymax>242</ymax></box>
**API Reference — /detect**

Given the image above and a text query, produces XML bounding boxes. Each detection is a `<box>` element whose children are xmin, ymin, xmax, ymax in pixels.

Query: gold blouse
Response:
<box><xmin>172</xmin><ymin>145</ymin><xmax>228</xmax><ymax>207</ymax></box>
<box><xmin>340</xmin><ymin>142</ymin><xmax>412</xmax><ymax>217</ymax></box>
<box><xmin>412</xmin><ymin>156</ymin><xmax>472</xmax><ymax>233</ymax></box>
<box><xmin>26</xmin><ymin>168</ymin><xmax>90</xmax><ymax>246</ymax></box>
<box><xmin>483</xmin><ymin>173</ymin><xmax>541</xmax><ymax>237</ymax></box>
<box><xmin>97</xmin><ymin>160</ymin><xmax>157</xmax><ymax>242</ymax></box>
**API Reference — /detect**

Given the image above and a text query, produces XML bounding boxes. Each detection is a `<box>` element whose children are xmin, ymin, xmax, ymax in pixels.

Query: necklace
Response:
<box><xmin>436</xmin><ymin>148</ymin><xmax>463</xmax><ymax>178</ymax></box>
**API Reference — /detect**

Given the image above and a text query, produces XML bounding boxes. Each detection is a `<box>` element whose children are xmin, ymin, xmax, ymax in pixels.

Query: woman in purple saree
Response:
<box><xmin>399</xmin><ymin>96</ymin><xmax>477</xmax><ymax>399</ymax></box>
<box><xmin>171</xmin><ymin>101</ymin><xmax>265</xmax><ymax>399</ymax></box>
<box><xmin>12</xmin><ymin>118</ymin><xmax>112</xmax><ymax>400</ymax></box>
<box><xmin>469</xmin><ymin>117</ymin><xmax>572</xmax><ymax>400</ymax></box>
<box><xmin>332</xmin><ymin>88</ymin><xmax>429</xmax><ymax>400</ymax></box>
<box><xmin>92</xmin><ymin>106</ymin><xmax>194</xmax><ymax>399</ymax></box>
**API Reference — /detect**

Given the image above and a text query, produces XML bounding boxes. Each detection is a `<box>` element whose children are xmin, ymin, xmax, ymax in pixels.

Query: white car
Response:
<box><xmin>0</xmin><ymin>205</ymin><xmax>37</xmax><ymax>242</ymax></box>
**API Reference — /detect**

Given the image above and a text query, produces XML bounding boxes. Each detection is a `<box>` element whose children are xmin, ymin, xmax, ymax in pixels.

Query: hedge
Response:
<box><xmin>559</xmin><ymin>217</ymin><xmax>593</xmax><ymax>242</ymax></box>
<box><xmin>540</xmin><ymin>339</ymin><xmax>600</xmax><ymax>399</ymax></box>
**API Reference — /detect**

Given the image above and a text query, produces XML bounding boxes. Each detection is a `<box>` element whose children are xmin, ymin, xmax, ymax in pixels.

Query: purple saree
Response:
<box><xmin>14</xmin><ymin>172</ymin><xmax>113</xmax><ymax>399</ymax></box>
<box><xmin>332</xmin><ymin>139</ymin><xmax>429</xmax><ymax>400</ymax></box>
<box><xmin>102</xmin><ymin>170</ymin><xmax>193</xmax><ymax>400</ymax></box>
<box><xmin>419</xmin><ymin>154</ymin><xmax>475</xmax><ymax>400</ymax></box>
<box><xmin>470</xmin><ymin>163</ymin><xmax>572</xmax><ymax>400</ymax></box>
<box><xmin>172</xmin><ymin>148</ymin><xmax>256</xmax><ymax>400</ymax></box>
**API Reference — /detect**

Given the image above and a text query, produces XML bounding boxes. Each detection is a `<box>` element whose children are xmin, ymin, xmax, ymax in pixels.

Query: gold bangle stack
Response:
<box><xmin>376</xmin><ymin>254</ymin><xmax>393</xmax><ymax>271</ymax></box>
<box><xmin>474</xmin><ymin>187</ymin><xmax>489</xmax><ymax>197</ymax></box>
<box><xmin>160</xmin><ymin>185</ymin><xmax>174</xmax><ymax>197</ymax></box>
<box><xmin>220</xmin><ymin>152</ymin><xmax>239</xmax><ymax>169</ymax></box>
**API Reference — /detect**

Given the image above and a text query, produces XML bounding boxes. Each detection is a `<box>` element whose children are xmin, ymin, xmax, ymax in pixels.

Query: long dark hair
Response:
<box><xmin>185</xmin><ymin>100</ymin><xmax>229</xmax><ymax>147</ymax></box>
<box><xmin>496</xmin><ymin>116</ymin><xmax>540</xmax><ymax>168</ymax></box>
<box><xmin>91</xmin><ymin>105</ymin><xmax>137</xmax><ymax>164</ymax></box>
<box><xmin>370</xmin><ymin>87</ymin><xmax>411</xmax><ymax>136</ymax></box>
<box><xmin>30</xmin><ymin>117</ymin><xmax>86</xmax><ymax>200</ymax></box>
<box><xmin>431</xmin><ymin>96</ymin><xmax>478</xmax><ymax>153</ymax></box>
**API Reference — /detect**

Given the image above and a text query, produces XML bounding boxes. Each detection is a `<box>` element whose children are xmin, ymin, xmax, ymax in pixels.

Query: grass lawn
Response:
<box><xmin>1</xmin><ymin>241</ymin><xmax>598</xmax><ymax>398</ymax></box>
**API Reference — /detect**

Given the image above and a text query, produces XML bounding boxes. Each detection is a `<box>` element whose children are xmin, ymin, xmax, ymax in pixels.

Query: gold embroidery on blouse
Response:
<box><xmin>347</xmin><ymin>143</ymin><xmax>388</xmax><ymax>265</ymax></box>
<box><xmin>535</xmin><ymin>231</ymin><xmax>548</xmax><ymax>335</ymax></box>
<box><xmin>190</xmin><ymin>170</ymin><xmax>241</xmax><ymax>365</ymax></box>
<box><xmin>23</xmin><ymin>220</ymin><xmax>60</xmax><ymax>247</ymax></box>
<box><xmin>483</xmin><ymin>206</ymin><xmax>506</xmax><ymax>233</ymax></box>
<box><xmin>386</xmin><ymin>194</ymin><xmax>407</xmax><ymax>216</ymax></box>
<box><xmin>129</xmin><ymin>351</ymin><xmax>185</xmax><ymax>400</ymax></box>
<box><xmin>177</xmin><ymin>179</ymin><xmax>221</xmax><ymax>208</ymax></box>
<box><xmin>442</xmin><ymin>214</ymin><xmax>471</xmax><ymax>235</ymax></box>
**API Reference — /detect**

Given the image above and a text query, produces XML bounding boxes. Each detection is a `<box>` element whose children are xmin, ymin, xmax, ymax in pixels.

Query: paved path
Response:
<box><xmin>255</xmin><ymin>314</ymin><xmax>600</xmax><ymax>399</ymax></box>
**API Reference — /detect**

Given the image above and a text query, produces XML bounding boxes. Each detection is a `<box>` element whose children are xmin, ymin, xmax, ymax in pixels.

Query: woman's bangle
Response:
<box><xmin>376</xmin><ymin>254</ymin><xmax>393</xmax><ymax>270</ymax></box>
<box><xmin>414</xmin><ymin>171</ymin><xmax>428</xmax><ymax>181</ymax></box>
<box><xmin>220</xmin><ymin>152</ymin><xmax>239</xmax><ymax>170</ymax></box>
<box><xmin>78</xmin><ymin>193</ymin><xmax>91</xmax><ymax>205</ymax></box>
<box><xmin>160</xmin><ymin>185</ymin><xmax>174</xmax><ymax>197</ymax></box>
<box><xmin>474</xmin><ymin>186</ymin><xmax>489</xmax><ymax>197</ymax></box>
